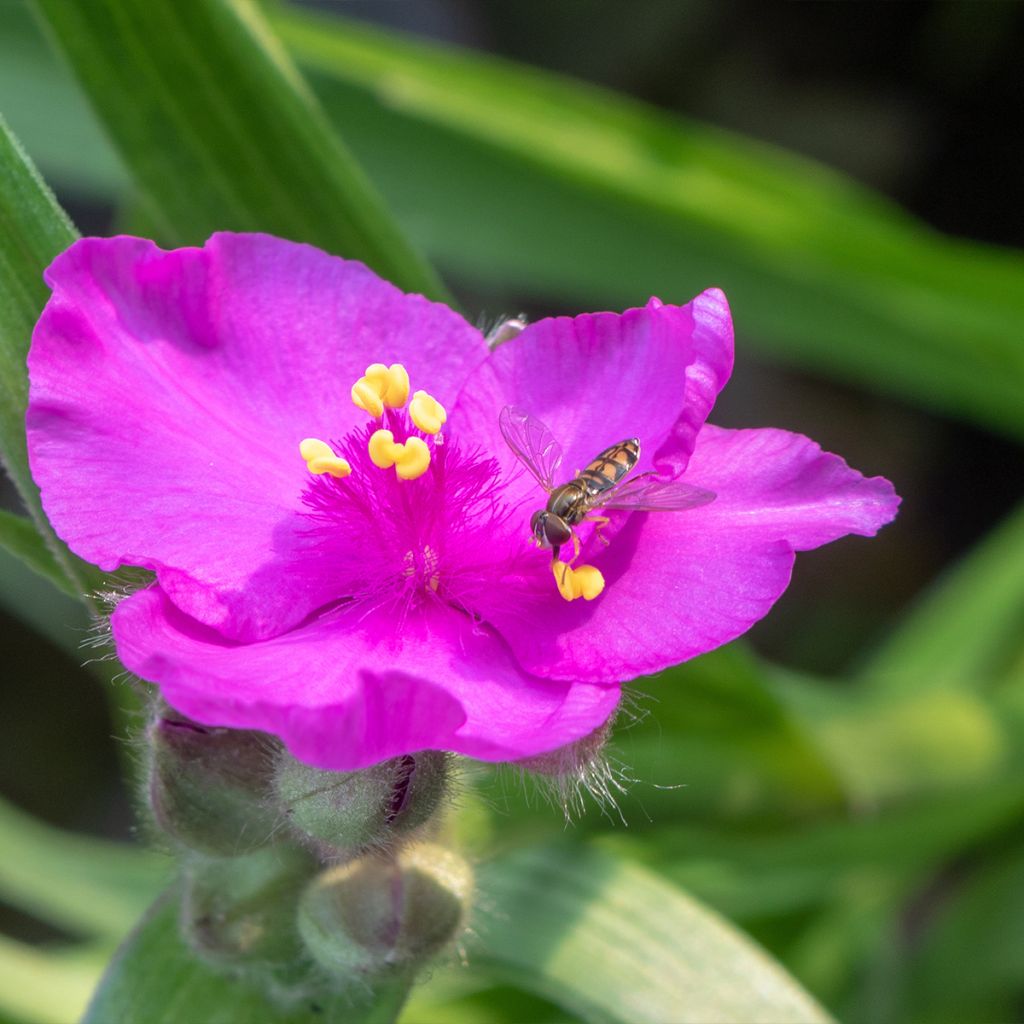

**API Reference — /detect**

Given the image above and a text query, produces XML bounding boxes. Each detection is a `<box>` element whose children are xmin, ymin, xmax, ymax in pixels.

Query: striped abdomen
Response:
<box><xmin>576</xmin><ymin>439</ymin><xmax>640</xmax><ymax>497</ymax></box>
<box><xmin>546</xmin><ymin>438</ymin><xmax>640</xmax><ymax>525</ymax></box>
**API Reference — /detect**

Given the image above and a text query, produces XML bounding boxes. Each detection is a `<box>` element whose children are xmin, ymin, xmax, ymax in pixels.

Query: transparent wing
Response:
<box><xmin>499</xmin><ymin>406</ymin><xmax>563</xmax><ymax>490</ymax></box>
<box><xmin>600</xmin><ymin>472</ymin><xmax>716</xmax><ymax>512</ymax></box>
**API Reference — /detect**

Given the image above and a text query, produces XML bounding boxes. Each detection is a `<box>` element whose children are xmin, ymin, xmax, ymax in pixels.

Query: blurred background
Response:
<box><xmin>1</xmin><ymin>2</ymin><xmax>1023</xmax><ymax>1022</ymax></box>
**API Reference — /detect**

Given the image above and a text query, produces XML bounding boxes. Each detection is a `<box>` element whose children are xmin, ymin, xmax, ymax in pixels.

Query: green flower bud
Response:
<box><xmin>275</xmin><ymin>753</ymin><xmax>449</xmax><ymax>856</ymax></box>
<box><xmin>297</xmin><ymin>843</ymin><xmax>472</xmax><ymax>983</ymax></box>
<box><xmin>145</xmin><ymin>705</ymin><xmax>282</xmax><ymax>856</ymax></box>
<box><xmin>181</xmin><ymin>845</ymin><xmax>316</xmax><ymax>972</ymax></box>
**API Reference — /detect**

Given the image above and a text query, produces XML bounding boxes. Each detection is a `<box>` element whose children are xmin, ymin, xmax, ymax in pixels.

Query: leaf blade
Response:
<box><xmin>0</xmin><ymin>113</ymin><xmax>103</xmax><ymax>603</ymax></box>
<box><xmin>475</xmin><ymin>843</ymin><xmax>834</xmax><ymax>1024</ymax></box>
<box><xmin>31</xmin><ymin>0</ymin><xmax>447</xmax><ymax>300</ymax></box>
<box><xmin>83</xmin><ymin>890</ymin><xmax>412</xmax><ymax>1024</ymax></box>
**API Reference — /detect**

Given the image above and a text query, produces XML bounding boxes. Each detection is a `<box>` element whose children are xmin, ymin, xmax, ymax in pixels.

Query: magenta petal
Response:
<box><xmin>654</xmin><ymin>288</ymin><xmax>735</xmax><ymax>470</ymax></box>
<box><xmin>483</xmin><ymin>517</ymin><xmax>797</xmax><ymax>683</ymax></box>
<box><xmin>455</xmin><ymin>295</ymin><xmax>721</xmax><ymax>509</ymax></box>
<box><xmin>681</xmin><ymin>425</ymin><xmax>901</xmax><ymax>548</ymax></box>
<box><xmin>485</xmin><ymin>424</ymin><xmax>898</xmax><ymax>682</ymax></box>
<box><xmin>111</xmin><ymin>588</ymin><xmax>621</xmax><ymax>770</ymax></box>
<box><xmin>27</xmin><ymin>234</ymin><xmax>486</xmax><ymax>639</ymax></box>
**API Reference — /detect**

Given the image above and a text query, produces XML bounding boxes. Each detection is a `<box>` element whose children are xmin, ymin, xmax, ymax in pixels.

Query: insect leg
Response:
<box><xmin>587</xmin><ymin>514</ymin><xmax>612</xmax><ymax>546</ymax></box>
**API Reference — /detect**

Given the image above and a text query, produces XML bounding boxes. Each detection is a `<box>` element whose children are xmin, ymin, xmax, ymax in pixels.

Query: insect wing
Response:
<box><xmin>600</xmin><ymin>473</ymin><xmax>716</xmax><ymax>512</ymax></box>
<box><xmin>499</xmin><ymin>406</ymin><xmax>563</xmax><ymax>490</ymax></box>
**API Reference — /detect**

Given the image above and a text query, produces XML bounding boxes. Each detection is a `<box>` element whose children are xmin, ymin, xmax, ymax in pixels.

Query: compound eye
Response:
<box><xmin>546</xmin><ymin>516</ymin><xmax>573</xmax><ymax>547</ymax></box>
<box><xmin>530</xmin><ymin>510</ymin><xmax>550</xmax><ymax>546</ymax></box>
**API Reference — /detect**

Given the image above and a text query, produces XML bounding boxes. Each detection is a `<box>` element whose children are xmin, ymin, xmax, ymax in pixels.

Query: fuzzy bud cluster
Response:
<box><xmin>143</xmin><ymin>701</ymin><xmax>471</xmax><ymax>998</ymax></box>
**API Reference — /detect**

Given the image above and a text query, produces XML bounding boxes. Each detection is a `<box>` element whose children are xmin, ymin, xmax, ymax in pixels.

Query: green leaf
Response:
<box><xmin>31</xmin><ymin>0</ymin><xmax>446</xmax><ymax>300</ymax></box>
<box><xmin>597</xmin><ymin>781</ymin><xmax>1024</xmax><ymax>923</ymax></box>
<box><xmin>0</xmin><ymin>508</ymin><xmax>76</xmax><ymax>597</ymax></box>
<box><xmin>770</xmin><ymin>672</ymin><xmax>1010</xmax><ymax>805</ymax></box>
<box><xmin>474</xmin><ymin>843</ymin><xmax>834</xmax><ymax>1024</ymax></box>
<box><xmin>0</xmin><ymin>113</ymin><xmax>99</xmax><ymax>602</ymax></box>
<box><xmin>0</xmin><ymin>795</ymin><xmax>164</xmax><ymax>941</ymax></box>
<box><xmin>0</xmin><ymin>936</ymin><xmax>108</xmax><ymax>1024</ymax></box>
<box><xmin>83</xmin><ymin>891</ymin><xmax>411</xmax><ymax>1024</ymax></box>
<box><xmin>904</xmin><ymin>845</ymin><xmax>1024</xmax><ymax>1024</ymax></box>
<box><xmin>0</xmin><ymin>2</ymin><xmax>127</xmax><ymax>199</ymax></box>
<box><xmin>273</xmin><ymin>7</ymin><xmax>1024</xmax><ymax>440</ymax></box>
<box><xmin>858</xmin><ymin>500</ymin><xmax>1024</xmax><ymax>693</ymax></box>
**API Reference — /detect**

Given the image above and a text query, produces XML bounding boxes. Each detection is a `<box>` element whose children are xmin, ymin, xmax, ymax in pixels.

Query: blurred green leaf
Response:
<box><xmin>0</xmin><ymin>936</ymin><xmax>108</xmax><ymax>1024</ymax></box>
<box><xmin>31</xmin><ymin>0</ymin><xmax>446</xmax><ymax>300</ymax></box>
<box><xmin>401</xmin><ymin>982</ymin><xmax>571</xmax><ymax>1024</ymax></box>
<box><xmin>83</xmin><ymin>891</ymin><xmax>410</xmax><ymax>1024</ymax></box>
<box><xmin>0</xmin><ymin>508</ymin><xmax>75</xmax><ymax>597</ymax></box>
<box><xmin>474</xmin><ymin>843</ymin><xmax>834</xmax><ymax>1024</ymax></box>
<box><xmin>597</xmin><ymin>781</ymin><xmax>1024</xmax><ymax>923</ymax></box>
<box><xmin>771</xmin><ymin>672</ymin><xmax>1010</xmax><ymax>806</ymax></box>
<box><xmin>904</xmin><ymin>846</ymin><xmax>1024</xmax><ymax>1024</ymax></box>
<box><xmin>0</xmin><ymin>113</ymin><xmax>99</xmax><ymax>602</ymax></box>
<box><xmin>0</xmin><ymin>795</ymin><xmax>164</xmax><ymax>941</ymax></box>
<box><xmin>273</xmin><ymin>7</ymin><xmax>1024</xmax><ymax>440</ymax></box>
<box><xmin>0</xmin><ymin>2</ymin><xmax>126</xmax><ymax>198</ymax></box>
<box><xmin>859</xmin><ymin>500</ymin><xmax>1024</xmax><ymax>694</ymax></box>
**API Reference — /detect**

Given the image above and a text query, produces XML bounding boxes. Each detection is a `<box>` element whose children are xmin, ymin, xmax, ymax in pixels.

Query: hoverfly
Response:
<box><xmin>499</xmin><ymin>406</ymin><xmax>716</xmax><ymax>565</ymax></box>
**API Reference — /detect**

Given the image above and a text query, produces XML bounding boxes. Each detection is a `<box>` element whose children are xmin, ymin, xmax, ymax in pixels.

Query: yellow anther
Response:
<box><xmin>409</xmin><ymin>390</ymin><xmax>447</xmax><ymax>435</ymax></box>
<box><xmin>367</xmin><ymin>431</ymin><xmax>431</xmax><ymax>481</ymax></box>
<box><xmin>351</xmin><ymin>378</ymin><xmax>384</xmax><ymax>418</ymax></box>
<box><xmin>394</xmin><ymin>436</ymin><xmax>430</xmax><ymax>480</ymax></box>
<box><xmin>552</xmin><ymin>560</ymin><xmax>605</xmax><ymax>602</ymax></box>
<box><xmin>352</xmin><ymin>362</ymin><xmax>409</xmax><ymax>418</ymax></box>
<box><xmin>381</xmin><ymin>363</ymin><xmax>410</xmax><ymax>408</ymax></box>
<box><xmin>574</xmin><ymin>564</ymin><xmax>605</xmax><ymax>600</ymax></box>
<box><xmin>368</xmin><ymin>428</ymin><xmax>402</xmax><ymax>468</ymax></box>
<box><xmin>299</xmin><ymin>437</ymin><xmax>351</xmax><ymax>479</ymax></box>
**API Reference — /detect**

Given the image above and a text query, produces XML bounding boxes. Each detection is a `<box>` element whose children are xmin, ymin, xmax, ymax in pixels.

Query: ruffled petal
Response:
<box><xmin>111</xmin><ymin>587</ymin><xmax>621</xmax><ymax>771</ymax></box>
<box><xmin>27</xmin><ymin>234</ymin><xmax>486</xmax><ymax>640</ymax></box>
<box><xmin>455</xmin><ymin>294</ymin><xmax>730</xmax><ymax>512</ymax></box>
<box><xmin>680</xmin><ymin>425</ymin><xmax>901</xmax><ymax>548</ymax></box>
<box><xmin>482</xmin><ymin>424</ymin><xmax>898</xmax><ymax>682</ymax></box>
<box><xmin>653</xmin><ymin>288</ymin><xmax>734</xmax><ymax>470</ymax></box>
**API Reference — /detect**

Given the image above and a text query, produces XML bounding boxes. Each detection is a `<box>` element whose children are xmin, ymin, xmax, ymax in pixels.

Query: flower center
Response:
<box><xmin>297</xmin><ymin>362</ymin><xmax>509</xmax><ymax>607</ymax></box>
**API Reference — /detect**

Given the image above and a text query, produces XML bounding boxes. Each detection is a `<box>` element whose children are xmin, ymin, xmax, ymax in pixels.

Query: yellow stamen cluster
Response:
<box><xmin>299</xmin><ymin>438</ymin><xmax>352</xmax><ymax>478</ymax></box>
<box><xmin>552</xmin><ymin>560</ymin><xmax>605</xmax><ymax>602</ymax></box>
<box><xmin>299</xmin><ymin>363</ymin><xmax>446</xmax><ymax>483</ymax></box>
<box><xmin>351</xmin><ymin>363</ymin><xmax>410</xmax><ymax>417</ymax></box>
<box><xmin>349</xmin><ymin>361</ymin><xmax>445</xmax><ymax>482</ymax></box>
<box><xmin>368</xmin><ymin>429</ymin><xmax>430</xmax><ymax>480</ymax></box>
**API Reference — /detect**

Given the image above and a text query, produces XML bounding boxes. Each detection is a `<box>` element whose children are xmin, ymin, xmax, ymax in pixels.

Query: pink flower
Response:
<box><xmin>26</xmin><ymin>234</ymin><xmax>898</xmax><ymax>770</ymax></box>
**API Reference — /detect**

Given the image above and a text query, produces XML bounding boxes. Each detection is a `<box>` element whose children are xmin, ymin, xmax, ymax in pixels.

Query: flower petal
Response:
<box><xmin>653</xmin><ymin>288</ymin><xmax>734</xmax><ymax>470</ymax></box>
<box><xmin>680</xmin><ymin>424</ymin><xmax>901</xmax><ymax>548</ymax></box>
<box><xmin>111</xmin><ymin>587</ymin><xmax>621</xmax><ymax>771</ymax></box>
<box><xmin>27</xmin><ymin>234</ymin><xmax>486</xmax><ymax>640</ymax></box>
<box><xmin>456</xmin><ymin>292</ymin><xmax>733</xmax><ymax>511</ymax></box>
<box><xmin>480</xmin><ymin>516</ymin><xmax>797</xmax><ymax>683</ymax></box>
<box><xmin>482</xmin><ymin>424</ymin><xmax>898</xmax><ymax>682</ymax></box>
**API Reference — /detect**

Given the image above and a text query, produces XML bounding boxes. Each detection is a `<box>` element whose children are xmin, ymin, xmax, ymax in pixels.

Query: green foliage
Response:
<box><xmin>31</xmin><ymin>0</ymin><xmax>446</xmax><ymax>301</ymax></box>
<box><xmin>472</xmin><ymin>843</ymin><xmax>834</xmax><ymax>1024</ymax></box>
<box><xmin>0</xmin><ymin>115</ymin><xmax>100</xmax><ymax>601</ymax></box>
<box><xmin>82</xmin><ymin>892</ymin><xmax>412</xmax><ymax>1024</ymax></box>
<box><xmin>273</xmin><ymin>7</ymin><xmax>1024</xmax><ymax>442</ymax></box>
